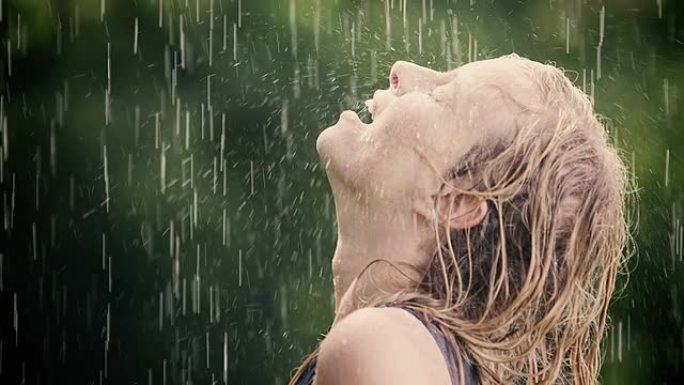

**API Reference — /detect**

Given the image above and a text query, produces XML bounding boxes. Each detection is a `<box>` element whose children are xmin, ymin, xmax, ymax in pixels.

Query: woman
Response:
<box><xmin>289</xmin><ymin>54</ymin><xmax>629</xmax><ymax>385</ymax></box>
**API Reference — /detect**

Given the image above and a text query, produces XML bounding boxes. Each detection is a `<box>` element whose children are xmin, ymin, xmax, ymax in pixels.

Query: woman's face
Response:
<box><xmin>316</xmin><ymin>56</ymin><xmax>536</xmax><ymax>210</ymax></box>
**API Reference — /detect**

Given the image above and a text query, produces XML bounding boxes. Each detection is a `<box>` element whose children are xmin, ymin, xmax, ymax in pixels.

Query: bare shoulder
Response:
<box><xmin>313</xmin><ymin>307</ymin><xmax>453</xmax><ymax>385</ymax></box>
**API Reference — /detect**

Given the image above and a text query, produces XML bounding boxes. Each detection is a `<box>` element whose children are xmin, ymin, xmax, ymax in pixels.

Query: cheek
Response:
<box><xmin>360</xmin><ymin>149</ymin><xmax>425</xmax><ymax>201</ymax></box>
<box><xmin>375</xmin><ymin>100</ymin><xmax>447</xmax><ymax>158</ymax></box>
<box><xmin>365</xmin><ymin>124</ymin><xmax>440</xmax><ymax>199</ymax></box>
<box><xmin>379</xmin><ymin>103</ymin><xmax>473</xmax><ymax>180</ymax></box>
<box><xmin>372</xmin><ymin>108</ymin><xmax>418</xmax><ymax>145</ymax></box>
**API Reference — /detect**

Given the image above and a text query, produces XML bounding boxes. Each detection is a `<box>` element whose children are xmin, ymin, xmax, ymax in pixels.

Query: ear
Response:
<box><xmin>433</xmin><ymin>191</ymin><xmax>488</xmax><ymax>230</ymax></box>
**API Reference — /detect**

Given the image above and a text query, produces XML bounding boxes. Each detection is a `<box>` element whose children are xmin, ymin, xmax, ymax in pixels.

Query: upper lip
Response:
<box><xmin>365</xmin><ymin>98</ymin><xmax>375</xmax><ymax>120</ymax></box>
<box><xmin>369</xmin><ymin>89</ymin><xmax>390</xmax><ymax>120</ymax></box>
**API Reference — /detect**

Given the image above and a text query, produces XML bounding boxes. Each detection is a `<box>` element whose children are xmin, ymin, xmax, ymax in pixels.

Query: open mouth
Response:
<box><xmin>357</xmin><ymin>98</ymin><xmax>374</xmax><ymax>124</ymax></box>
<box><xmin>364</xmin><ymin>99</ymin><xmax>375</xmax><ymax>116</ymax></box>
<box><xmin>341</xmin><ymin>98</ymin><xmax>375</xmax><ymax>125</ymax></box>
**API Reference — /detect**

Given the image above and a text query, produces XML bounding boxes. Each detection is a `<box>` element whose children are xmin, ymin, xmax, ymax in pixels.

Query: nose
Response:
<box><xmin>388</xmin><ymin>60</ymin><xmax>450</xmax><ymax>95</ymax></box>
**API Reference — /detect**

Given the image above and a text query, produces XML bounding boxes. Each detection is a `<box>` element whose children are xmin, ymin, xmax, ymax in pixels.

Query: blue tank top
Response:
<box><xmin>294</xmin><ymin>306</ymin><xmax>479</xmax><ymax>385</ymax></box>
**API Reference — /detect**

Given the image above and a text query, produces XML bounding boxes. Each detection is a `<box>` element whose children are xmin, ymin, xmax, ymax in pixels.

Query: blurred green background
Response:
<box><xmin>0</xmin><ymin>0</ymin><xmax>682</xmax><ymax>384</ymax></box>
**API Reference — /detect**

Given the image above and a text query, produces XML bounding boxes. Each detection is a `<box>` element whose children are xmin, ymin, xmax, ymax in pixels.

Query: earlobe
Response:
<box><xmin>465</xmin><ymin>199</ymin><xmax>489</xmax><ymax>229</ymax></box>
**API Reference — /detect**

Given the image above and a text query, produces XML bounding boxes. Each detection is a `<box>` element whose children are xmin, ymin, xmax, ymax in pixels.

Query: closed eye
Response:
<box><xmin>425</xmin><ymin>87</ymin><xmax>445</xmax><ymax>105</ymax></box>
<box><xmin>429</xmin><ymin>84</ymin><xmax>447</xmax><ymax>102</ymax></box>
<box><xmin>429</xmin><ymin>86</ymin><xmax>456</xmax><ymax>113</ymax></box>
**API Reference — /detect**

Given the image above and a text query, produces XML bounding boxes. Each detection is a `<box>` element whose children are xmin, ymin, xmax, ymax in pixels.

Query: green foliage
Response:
<box><xmin>0</xmin><ymin>0</ymin><xmax>682</xmax><ymax>384</ymax></box>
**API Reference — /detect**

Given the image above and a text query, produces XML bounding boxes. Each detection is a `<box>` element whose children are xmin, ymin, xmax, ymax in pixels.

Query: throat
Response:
<box><xmin>331</xmin><ymin>232</ymin><xmax>429</xmax><ymax>323</ymax></box>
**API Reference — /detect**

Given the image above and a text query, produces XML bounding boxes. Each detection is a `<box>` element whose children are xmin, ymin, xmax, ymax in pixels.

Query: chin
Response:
<box><xmin>316</xmin><ymin>111</ymin><xmax>365</xmax><ymax>184</ymax></box>
<box><xmin>315</xmin><ymin>124</ymin><xmax>335</xmax><ymax>160</ymax></box>
<box><xmin>316</xmin><ymin>128</ymin><xmax>348</xmax><ymax>188</ymax></box>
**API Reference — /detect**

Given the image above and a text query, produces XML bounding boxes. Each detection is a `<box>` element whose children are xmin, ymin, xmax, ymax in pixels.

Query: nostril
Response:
<box><xmin>390</xmin><ymin>72</ymin><xmax>399</xmax><ymax>90</ymax></box>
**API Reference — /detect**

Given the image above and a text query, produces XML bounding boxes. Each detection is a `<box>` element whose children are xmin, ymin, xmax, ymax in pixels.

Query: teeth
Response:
<box><xmin>364</xmin><ymin>99</ymin><xmax>374</xmax><ymax>115</ymax></box>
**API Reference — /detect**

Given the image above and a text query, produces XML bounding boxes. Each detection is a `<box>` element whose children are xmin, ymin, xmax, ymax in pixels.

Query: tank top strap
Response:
<box><xmin>294</xmin><ymin>357</ymin><xmax>317</xmax><ymax>385</ymax></box>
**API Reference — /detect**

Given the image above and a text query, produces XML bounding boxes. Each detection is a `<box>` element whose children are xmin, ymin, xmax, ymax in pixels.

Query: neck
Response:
<box><xmin>331</xmin><ymin>209</ymin><xmax>432</xmax><ymax>325</ymax></box>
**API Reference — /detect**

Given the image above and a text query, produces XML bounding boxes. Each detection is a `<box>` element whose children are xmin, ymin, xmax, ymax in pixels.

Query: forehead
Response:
<box><xmin>432</xmin><ymin>58</ymin><xmax>540</xmax><ymax>107</ymax></box>
<box><xmin>452</xmin><ymin>58</ymin><xmax>533</xmax><ymax>85</ymax></box>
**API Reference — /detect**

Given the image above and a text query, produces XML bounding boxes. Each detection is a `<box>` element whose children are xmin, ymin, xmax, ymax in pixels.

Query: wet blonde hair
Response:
<box><xmin>289</xmin><ymin>54</ymin><xmax>632</xmax><ymax>385</ymax></box>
